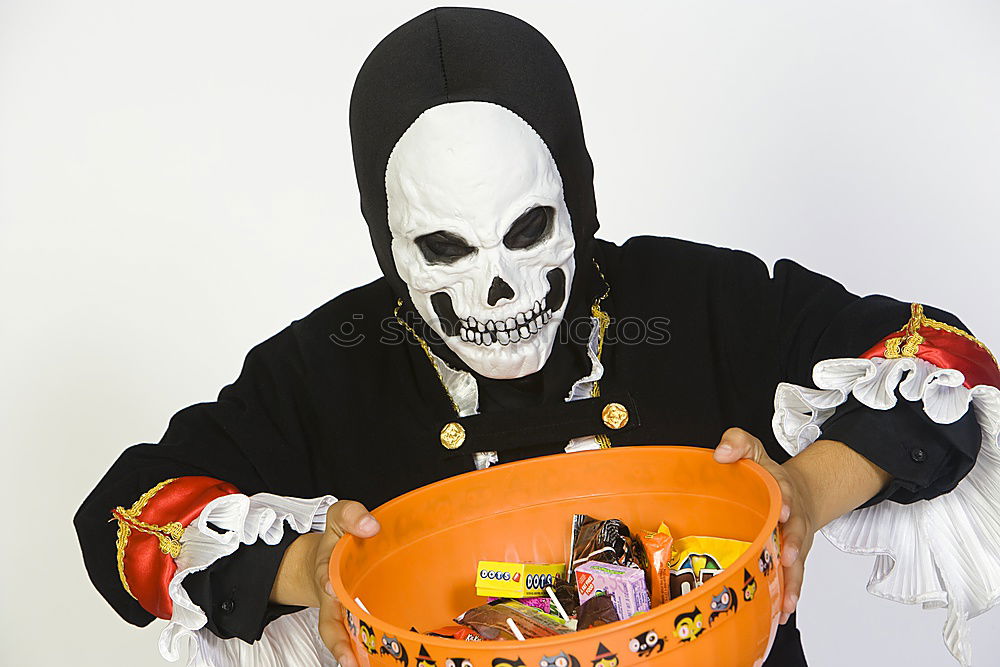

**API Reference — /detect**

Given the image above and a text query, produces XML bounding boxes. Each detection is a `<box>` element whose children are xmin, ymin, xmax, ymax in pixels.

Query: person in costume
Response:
<box><xmin>75</xmin><ymin>8</ymin><xmax>1000</xmax><ymax>667</ymax></box>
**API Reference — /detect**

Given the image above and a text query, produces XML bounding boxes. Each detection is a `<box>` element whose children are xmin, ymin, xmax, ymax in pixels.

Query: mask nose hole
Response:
<box><xmin>487</xmin><ymin>276</ymin><xmax>515</xmax><ymax>306</ymax></box>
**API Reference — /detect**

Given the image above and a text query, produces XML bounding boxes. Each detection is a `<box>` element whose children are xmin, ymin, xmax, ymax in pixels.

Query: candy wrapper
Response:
<box><xmin>569</xmin><ymin>515</ymin><xmax>638</xmax><ymax>574</ymax></box>
<box><xmin>487</xmin><ymin>596</ymin><xmax>551</xmax><ymax>614</ymax></box>
<box><xmin>456</xmin><ymin>599</ymin><xmax>573</xmax><ymax>640</ymax></box>
<box><xmin>425</xmin><ymin>625</ymin><xmax>484</xmax><ymax>641</ymax></box>
<box><xmin>669</xmin><ymin>535</ymin><xmax>749</xmax><ymax>598</ymax></box>
<box><xmin>577</xmin><ymin>595</ymin><xmax>619</xmax><ymax>630</ymax></box>
<box><xmin>551</xmin><ymin>578</ymin><xmax>580</xmax><ymax>617</ymax></box>
<box><xmin>476</xmin><ymin>561</ymin><xmax>566</xmax><ymax>598</ymax></box>
<box><xmin>636</xmin><ymin>522</ymin><xmax>674</xmax><ymax>605</ymax></box>
<box><xmin>575</xmin><ymin>561</ymin><xmax>650</xmax><ymax>620</ymax></box>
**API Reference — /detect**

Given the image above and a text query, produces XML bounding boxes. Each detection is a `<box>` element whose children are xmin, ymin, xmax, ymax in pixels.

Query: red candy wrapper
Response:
<box><xmin>426</xmin><ymin>625</ymin><xmax>484</xmax><ymax>641</ymax></box>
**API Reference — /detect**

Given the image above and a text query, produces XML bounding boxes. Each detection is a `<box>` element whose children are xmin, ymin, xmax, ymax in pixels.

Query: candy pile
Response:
<box><xmin>421</xmin><ymin>514</ymin><xmax>749</xmax><ymax>641</ymax></box>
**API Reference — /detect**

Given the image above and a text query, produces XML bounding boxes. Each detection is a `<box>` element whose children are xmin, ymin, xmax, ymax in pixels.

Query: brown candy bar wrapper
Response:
<box><xmin>577</xmin><ymin>594</ymin><xmax>620</xmax><ymax>630</ymax></box>
<box><xmin>456</xmin><ymin>600</ymin><xmax>572</xmax><ymax>640</ymax></box>
<box><xmin>552</xmin><ymin>578</ymin><xmax>580</xmax><ymax>617</ymax></box>
<box><xmin>569</xmin><ymin>514</ymin><xmax>638</xmax><ymax>574</ymax></box>
<box><xmin>637</xmin><ymin>522</ymin><xmax>674</xmax><ymax>606</ymax></box>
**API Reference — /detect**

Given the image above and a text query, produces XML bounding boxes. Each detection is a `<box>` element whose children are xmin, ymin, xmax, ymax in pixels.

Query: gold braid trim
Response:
<box><xmin>111</xmin><ymin>478</ymin><xmax>181</xmax><ymax>600</ymax></box>
<box><xmin>883</xmin><ymin>336</ymin><xmax>904</xmax><ymax>359</ymax></box>
<box><xmin>884</xmin><ymin>303</ymin><xmax>998</xmax><ymax>368</ymax></box>
<box><xmin>114</xmin><ymin>523</ymin><xmax>133</xmax><ymax>598</ymax></box>
<box><xmin>922</xmin><ymin>316</ymin><xmax>999</xmax><ymax>368</ymax></box>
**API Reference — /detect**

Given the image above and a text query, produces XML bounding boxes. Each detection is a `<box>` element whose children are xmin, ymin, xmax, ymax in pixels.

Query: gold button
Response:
<box><xmin>601</xmin><ymin>402</ymin><xmax>629</xmax><ymax>429</ymax></box>
<box><xmin>440</xmin><ymin>422</ymin><xmax>466</xmax><ymax>449</ymax></box>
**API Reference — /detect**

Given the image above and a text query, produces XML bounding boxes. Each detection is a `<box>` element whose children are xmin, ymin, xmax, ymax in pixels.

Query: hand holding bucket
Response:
<box><xmin>713</xmin><ymin>428</ymin><xmax>817</xmax><ymax>626</ymax></box>
<box><xmin>270</xmin><ymin>500</ymin><xmax>382</xmax><ymax>667</ymax></box>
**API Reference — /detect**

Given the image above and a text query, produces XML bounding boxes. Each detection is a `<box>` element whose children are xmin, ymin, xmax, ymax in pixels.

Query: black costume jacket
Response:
<box><xmin>76</xmin><ymin>236</ymin><xmax>981</xmax><ymax>666</ymax></box>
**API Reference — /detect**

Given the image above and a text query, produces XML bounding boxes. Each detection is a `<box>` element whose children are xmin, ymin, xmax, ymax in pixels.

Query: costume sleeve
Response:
<box><xmin>820</xmin><ymin>394</ymin><xmax>980</xmax><ymax>508</ymax></box>
<box><xmin>181</xmin><ymin>531</ymin><xmax>303</xmax><ymax>643</ymax></box>
<box><xmin>74</xmin><ymin>330</ymin><xmax>338</xmax><ymax>665</ymax></box>
<box><xmin>725</xmin><ymin>255</ymin><xmax>1000</xmax><ymax>666</ymax></box>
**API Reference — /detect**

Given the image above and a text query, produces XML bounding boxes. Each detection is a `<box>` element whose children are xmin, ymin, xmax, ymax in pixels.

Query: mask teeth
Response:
<box><xmin>458</xmin><ymin>305</ymin><xmax>551</xmax><ymax>347</ymax></box>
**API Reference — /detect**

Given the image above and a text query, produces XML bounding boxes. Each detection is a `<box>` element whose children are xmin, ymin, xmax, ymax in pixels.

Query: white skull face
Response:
<box><xmin>386</xmin><ymin>102</ymin><xmax>576</xmax><ymax>379</ymax></box>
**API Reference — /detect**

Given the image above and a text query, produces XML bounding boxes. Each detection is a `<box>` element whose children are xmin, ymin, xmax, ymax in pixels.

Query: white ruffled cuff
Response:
<box><xmin>158</xmin><ymin>493</ymin><xmax>338</xmax><ymax>667</ymax></box>
<box><xmin>773</xmin><ymin>356</ymin><xmax>1000</xmax><ymax>666</ymax></box>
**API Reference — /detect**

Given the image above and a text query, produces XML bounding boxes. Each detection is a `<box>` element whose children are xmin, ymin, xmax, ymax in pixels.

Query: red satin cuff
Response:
<box><xmin>861</xmin><ymin>304</ymin><xmax>1000</xmax><ymax>390</ymax></box>
<box><xmin>112</xmin><ymin>476</ymin><xmax>240</xmax><ymax>619</ymax></box>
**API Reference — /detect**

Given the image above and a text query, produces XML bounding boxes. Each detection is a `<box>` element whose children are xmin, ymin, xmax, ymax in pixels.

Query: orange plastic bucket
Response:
<box><xmin>329</xmin><ymin>446</ymin><xmax>784</xmax><ymax>667</ymax></box>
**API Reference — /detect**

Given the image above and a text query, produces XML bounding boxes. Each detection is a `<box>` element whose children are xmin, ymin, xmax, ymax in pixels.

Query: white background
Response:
<box><xmin>2</xmin><ymin>1</ymin><xmax>998</xmax><ymax>665</ymax></box>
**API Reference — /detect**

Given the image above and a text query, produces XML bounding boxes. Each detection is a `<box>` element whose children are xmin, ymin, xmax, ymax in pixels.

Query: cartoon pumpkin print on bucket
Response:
<box><xmin>742</xmin><ymin>568</ymin><xmax>758</xmax><ymax>602</ymax></box>
<box><xmin>539</xmin><ymin>650</ymin><xmax>580</xmax><ymax>667</ymax></box>
<box><xmin>591</xmin><ymin>643</ymin><xmax>618</xmax><ymax>667</ymax></box>
<box><xmin>380</xmin><ymin>634</ymin><xmax>408</xmax><ymax>666</ymax></box>
<box><xmin>708</xmin><ymin>586</ymin><xmax>738</xmax><ymax>626</ymax></box>
<box><xmin>673</xmin><ymin>606</ymin><xmax>705</xmax><ymax>643</ymax></box>
<box><xmin>628</xmin><ymin>629</ymin><xmax>665</xmax><ymax>658</ymax></box>
<box><xmin>358</xmin><ymin>619</ymin><xmax>379</xmax><ymax>655</ymax></box>
<box><xmin>446</xmin><ymin>658</ymin><xmax>473</xmax><ymax>667</ymax></box>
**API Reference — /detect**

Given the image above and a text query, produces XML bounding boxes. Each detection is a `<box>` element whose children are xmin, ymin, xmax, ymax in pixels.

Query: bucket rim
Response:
<box><xmin>329</xmin><ymin>444</ymin><xmax>782</xmax><ymax>649</ymax></box>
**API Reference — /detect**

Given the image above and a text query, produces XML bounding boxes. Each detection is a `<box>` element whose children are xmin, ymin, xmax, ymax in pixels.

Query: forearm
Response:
<box><xmin>270</xmin><ymin>532</ymin><xmax>322</xmax><ymax>608</ymax></box>
<box><xmin>783</xmin><ymin>439</ymin><xmax>893</xmax><ymax>527</ymax></box>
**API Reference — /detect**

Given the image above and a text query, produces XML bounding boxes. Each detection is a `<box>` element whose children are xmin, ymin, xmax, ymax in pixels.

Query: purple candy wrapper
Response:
<box><xmin>575</xmin><ymin>561</ymin><xmax>650</xmax><ymax>620</ymax></box>
<box><xmin>486</xmin><ymin>596</ymin><xmax>552</xmax><ymax>614</ymax></box>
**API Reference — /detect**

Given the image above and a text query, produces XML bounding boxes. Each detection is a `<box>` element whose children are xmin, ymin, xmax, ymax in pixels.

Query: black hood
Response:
<box><xmin>349</xmin><ymin>6</ymin><xmax>599</xmax><ymax>296</ymax></box>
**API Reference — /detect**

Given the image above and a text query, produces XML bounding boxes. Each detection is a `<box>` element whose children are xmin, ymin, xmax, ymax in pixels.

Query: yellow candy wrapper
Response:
<box><xmin>668</xmin><ymin>536</ymin><xmax>749</xmax><ymax>598</ymax></box>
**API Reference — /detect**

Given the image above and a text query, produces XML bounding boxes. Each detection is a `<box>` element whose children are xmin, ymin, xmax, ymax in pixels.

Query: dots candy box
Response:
<box><xmin>475</xmin><ymin>561</ymin><xmax>565</xmax><ymax>598</ymax></box>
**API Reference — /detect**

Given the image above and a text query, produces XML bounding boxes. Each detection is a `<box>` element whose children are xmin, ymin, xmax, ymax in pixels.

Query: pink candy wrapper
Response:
<box><xmin>486</xmin><ymin>596</ymin><xmax>552</xmax><ymax>614</ymax></box>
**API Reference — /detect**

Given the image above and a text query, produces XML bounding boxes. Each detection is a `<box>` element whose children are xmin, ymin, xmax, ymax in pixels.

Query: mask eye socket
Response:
<box><xmin>503</xmin><ymin>206</ymin><xmax>553</xmax><ymax>250</ymax></box>
<box><xmin>416</xmin><ymin>231</ymin><xmax>476</xmax><ymax>264</ymax></box>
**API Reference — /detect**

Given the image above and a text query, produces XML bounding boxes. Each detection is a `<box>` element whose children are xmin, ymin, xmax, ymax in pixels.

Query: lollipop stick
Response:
<box><xmin>506</xmin><ymin>618</ymin><xmax>526</xmax><ymax>641</ymax></box>
<box><xmin>545</xmin><ymin>586</ymin><xmax>570</xmax><ymax>622</ymax></box>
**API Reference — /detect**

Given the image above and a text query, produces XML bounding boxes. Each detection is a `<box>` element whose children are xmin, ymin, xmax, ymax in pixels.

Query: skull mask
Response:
<box><xmin>387</xmin><ymin>102</ymin><xmax>576</xmax><ymax>379</ymax></box>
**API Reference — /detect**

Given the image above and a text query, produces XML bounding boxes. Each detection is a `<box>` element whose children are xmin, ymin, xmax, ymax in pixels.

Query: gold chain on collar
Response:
<box><xmin>590</xmin><ymin>260</ymin><xmax>611</xmax><ymax>398</ymax></box>
<box><xmin>394</xmin><ymin>299</ymin><xmax>462</xmax><ymax>414</ymax></box>
<box><xmin>590</xmin><ymin>261</ymin><xmax>613</xmax><ymax>449</ymax></box>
